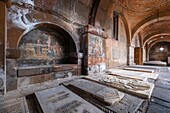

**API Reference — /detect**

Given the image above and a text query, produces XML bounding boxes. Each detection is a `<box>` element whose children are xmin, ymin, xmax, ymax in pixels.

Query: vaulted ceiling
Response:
<box><xmin>110</xmin><ymin>0</ymin><xmax>170</xmax><ymax>47</ymax></box>
<box><xmin>2</xmin><ymin>0</ymin><xmax>170</xmax><ymax>48</ymax></box>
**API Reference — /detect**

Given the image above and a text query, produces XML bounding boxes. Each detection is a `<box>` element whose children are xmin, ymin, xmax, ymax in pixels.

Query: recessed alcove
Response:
<box><xmin>15</xmin><ymin>23</ymin><xmax>81</xmax><ymax>87</ymax></box>
<box><xmin>18</xmin><ymin>24</ymin><xmax>77</xmax><ymax>67</ymax></box>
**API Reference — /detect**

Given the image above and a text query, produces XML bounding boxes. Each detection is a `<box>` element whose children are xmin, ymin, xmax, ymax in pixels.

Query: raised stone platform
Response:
<box><xmin>144</xmin><ymin>61</ymin><xmax>167</xmax><ymax>66</ymax></box>
<box><xmin>129</xmin><ymin>65</ymin><xmax>160</xmax><ymax>72</ymax></box>
<box><xmin>106</xmin><ymin>69</ymin><xmax>159</xmax><ymax>81</ymax></box>
<box><xmin>85</xmin><ymin>74</ymin><xmax>154</xmax><ymax>99</ymax></box>
<box><xmin>0</xmin><ymin>97</ymin><xmax>29</xmax><ymax>113</ymax></box>
<box><xmin>35</xmin><ymin>85</ymin><xmax>104</xmax><ymax>113</ymax></box>
<box><xmin>123</xmin><ymin>67</ymin><xmax>154</xmax><ymax>73</ymax></box>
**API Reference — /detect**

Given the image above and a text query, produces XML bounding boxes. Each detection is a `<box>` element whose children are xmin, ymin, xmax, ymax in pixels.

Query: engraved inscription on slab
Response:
<box><xmin>106</xmin><ymin>68</ymin><xmax>159</xmax><ymax>80</ymax></box>
<box><xmin>35</xmin><ymin>85</ymin><xmax>104</xmax><ymax>113</ymax></box>
<box><xmin>87</xmin><ymin>74</ymin><xmax>155</xmax><ymax>99</ymax></box>
<box><xmin>0</xmin><ymin>97</ymin><xmax>29</xmax><ymax>113</ymax></box>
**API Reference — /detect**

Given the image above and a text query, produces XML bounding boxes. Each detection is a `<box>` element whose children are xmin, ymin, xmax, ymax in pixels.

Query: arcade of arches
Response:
<box><xmin>0</xmin><ymin>0</ymin><xmax>170</xmax><ymax>113</ymax></box>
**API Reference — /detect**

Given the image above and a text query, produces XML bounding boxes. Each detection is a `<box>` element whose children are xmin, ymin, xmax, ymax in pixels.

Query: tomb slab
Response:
<box><xmin>35</xmin><ymin>85</ymin><xmax>104</xmax><ymax>113</ymax></box>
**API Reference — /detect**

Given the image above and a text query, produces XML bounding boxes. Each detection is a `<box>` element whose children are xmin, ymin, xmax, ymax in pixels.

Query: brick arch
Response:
<box><xmin>143</xmin><ymin>32</ymin><xmax>170</xmax><ymax>48</ymax></box>
<box><xmin>17</xmin><ymin>22</ymin><xmax>78</xmax><ymax>53</ymax></box>
<box><xmin>148</xmin><ymin>41</ymin><xmax>170</xmax><ymax>61</ymax></box>
<box><xmin>120</xmin><ymin>13</ymin><xmax>131</xmax><ymax>46</ymax></box>
<box><xmin>131</xmin><ymin>11</ymin><xmax>170</xmax><ymax>41</ymax></box>
<box><xmin>17</xmin><ymin>22</ymin><xmax>79</xmax><ymax>66</ymax></box>
<box><xmin>148</xmin><ymin>39</ymin><xmax>170</xmax><ymax>50</ymax></box>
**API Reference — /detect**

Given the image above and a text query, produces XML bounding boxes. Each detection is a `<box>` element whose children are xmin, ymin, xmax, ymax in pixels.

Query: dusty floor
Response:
<box><xmin>146</xmin><ymin>67</ymin><xmax>170</xmax><ymax>113</ymax></box>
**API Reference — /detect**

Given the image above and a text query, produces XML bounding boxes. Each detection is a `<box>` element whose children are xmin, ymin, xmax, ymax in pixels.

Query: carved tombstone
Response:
<box><xmin>35</xmin><ymin>85</ymin><xmax>104</xmax><ymax>113</ymax></box>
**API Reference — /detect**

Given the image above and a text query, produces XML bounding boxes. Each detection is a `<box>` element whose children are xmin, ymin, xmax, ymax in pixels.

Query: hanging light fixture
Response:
<box><xmin>159</xmin><ymin>47</ymin><xmax>164</xmax><ymax>51</ymax></box>
<box><xmin>159</xmin><ymin>41</ymin><xmax>164</xmax><ymax>51</ymax></box>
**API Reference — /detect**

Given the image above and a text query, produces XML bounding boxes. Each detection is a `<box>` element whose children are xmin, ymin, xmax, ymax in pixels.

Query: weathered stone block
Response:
<box><xmin>18</xmin><ymin>74</ymin><xmax>51</xmax><ymax>87</ymax></box>
<box><xmin>86</xmin><ymin>73</ymin><xmax>155</xmax><ymax>99</ymax></box>
<box><xmin>18</xmin><ymin>65</ymin><xmax>52</xmax><ymax>77</ymax></box>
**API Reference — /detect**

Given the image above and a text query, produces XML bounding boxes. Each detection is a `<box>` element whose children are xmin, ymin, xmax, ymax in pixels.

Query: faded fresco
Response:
<box><xmin>18</xmin><ymin>29</ymin><xmax>65</xmax><ymax>66</ymax></box>
<box><xmin>87</xmin><ymin>34</ymin><xmax>106</xmax><ymax>73</ymax></box>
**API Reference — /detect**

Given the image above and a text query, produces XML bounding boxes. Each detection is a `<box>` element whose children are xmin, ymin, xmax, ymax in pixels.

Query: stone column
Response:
<box><xmin>142</xmin><ymin>47</ymin><xmax>146</xmax><ymax>63</ymax></box>
<box><xmin>127</xmin><ymin>45</ymin><xmax>135</xmax><ymax>65</ymax></box>
<box><xmin>144</xmin><ymin>43</ymin><xmax>149</xmax><ymax>62</ymax></box>
<box><xmin>0</xmin><ymin>1</ymin><xmax>7</xmax><ymax>95</ymax></box>
<box><xmin>127</xmin><ymin>45</ymin><xmax>130</xmax><ymax>65</ymax></box>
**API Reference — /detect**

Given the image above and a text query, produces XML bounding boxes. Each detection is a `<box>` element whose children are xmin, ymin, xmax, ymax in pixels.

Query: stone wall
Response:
<box><xmin>149</xmin><ymin>42</ymin><xmax>170</xmax><ymax>63</ymax></box>
<box><xmin>82</xmin><ymin>25</ymin><xmax>107</xmax><ymax>75</ymax></box>
<box><xmin>104</xmin><ymin>17</ymin><xmax>128</xmax><ymax>68</ymax></box>
<box><xmin>7</xmin><ymin>0</ymin><xmax>92</xmax><ymax>50</ymax></box>
<box><xmin>94</xmin><ymin>0</ymin><xmax>128</xmax><ymax>68</ymax></box>
<box><xmin>6</xmin><ymin>0</ymin><xmax>92</xmax><ymax>90</ymax></box>
<box><xmin>6</xmin><ymin>0</ymin><xmax>130</xmax><ymax>90</ymax></box>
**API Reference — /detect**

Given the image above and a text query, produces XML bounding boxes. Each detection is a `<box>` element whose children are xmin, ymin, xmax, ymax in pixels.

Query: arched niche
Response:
<box><xmin>17</xmin><ymin>23</ymin><xmax>77</xmax><ymax>67</ymax></box>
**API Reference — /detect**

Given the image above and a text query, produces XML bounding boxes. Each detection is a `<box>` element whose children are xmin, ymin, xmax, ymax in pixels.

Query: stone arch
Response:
<box><xmin>17</xmin><ymin>22</ymin><xmax>78</xmax><ymax>53</ymax></box>
<box><xmin>143</xmin><ymin>32</ymin><xmax>170</xmax><ymax>47</ymax></box>
<box><xmin>132</xmin><ymin>11</ymin><xmax>170</xmax><ymax>41</ymax></box>
<box><xmin>149</xmin><ymin>39</ymin><xmax>170</xmax><ymax>50</ymax></box>
<box><xmin>17</xmin><ymin>22</ymin><xmax>78</xmax><ymax>66</ymax></box>
<box><xmin>120</xmin><ymin>13</ymin><xmax>131</xmax><ymax>46</ymax></box>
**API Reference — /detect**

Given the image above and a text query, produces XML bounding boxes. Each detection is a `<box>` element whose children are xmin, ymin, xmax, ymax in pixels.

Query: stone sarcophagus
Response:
<box><xmin>82</xmin><ymin>25</ymin><xmax>107</xmax><ymax>75</ymax></box>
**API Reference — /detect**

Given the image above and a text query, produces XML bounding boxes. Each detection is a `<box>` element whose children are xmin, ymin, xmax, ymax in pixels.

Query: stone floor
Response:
<box><xmin>0</xmin><ymin>66</ymin><xmax>170</xmax><ymax>113</ymax></box>
<box><xmin>146</xmin><ymin>66</ymin><xmax>170</xmax><ymax>113</ymax></box>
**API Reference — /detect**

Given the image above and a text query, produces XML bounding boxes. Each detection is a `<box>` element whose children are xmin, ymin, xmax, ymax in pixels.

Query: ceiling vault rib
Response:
<box><xmin>88</xmin><ymin>0</ymin><xmax>101</xmax><ymax>26</ymax></box>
